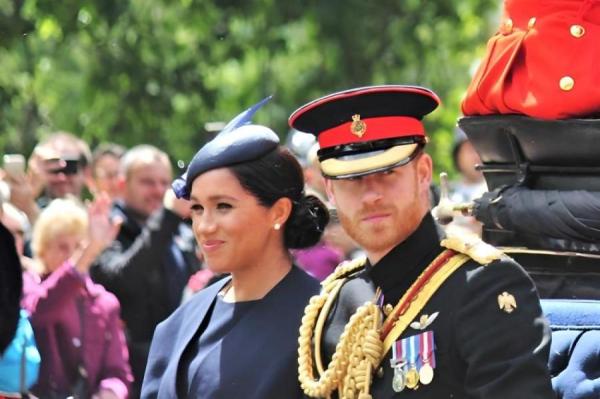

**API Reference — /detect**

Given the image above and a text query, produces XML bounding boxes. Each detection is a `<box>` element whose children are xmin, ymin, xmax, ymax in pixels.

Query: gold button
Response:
<box><xmin>504</xmin><ymin>18</ymin><xmax>513</xmax><ymax>33</ymax></box>
<box><xmin>570</xmin><ymin>24</ymin><xmax>585</xmax><ymax>38</ymax></box>
<box><xmin>560</xmin><ymin>76</ymin><xmax>575</xmax><ymax>91</ymax></box>
<box><xmin>528</xmin><ymin>17</ymin><xmax>536</xmax><ymax>29</ymax></box>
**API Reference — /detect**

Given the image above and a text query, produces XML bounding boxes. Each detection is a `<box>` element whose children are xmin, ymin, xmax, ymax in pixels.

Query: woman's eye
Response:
<box><xmin>190</xmin><ymin>204</ymin><xmax>204</xmax><ymax>213</ymax></box>
<box><xmin>217</xmin><ymin>202</ymin><xmax>232</xmax><ymax>210</ymax></box>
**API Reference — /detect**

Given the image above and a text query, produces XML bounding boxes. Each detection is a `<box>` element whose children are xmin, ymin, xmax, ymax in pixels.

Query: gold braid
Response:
<box><xmin>298</xmin><ymin>258</ymin><xmax>384</xmax><ymax>398</ymax></box>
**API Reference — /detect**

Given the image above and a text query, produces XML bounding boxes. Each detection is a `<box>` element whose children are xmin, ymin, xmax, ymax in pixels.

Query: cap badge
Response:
<box><xmin>350</xmin><ymin>114</ymin><xmax>367</xmax><ymax>138</ymax></box>
<box><xmin>498</xmin><ymin>291</ymin><xmax>517</xmax><ymax>313</ymax></box>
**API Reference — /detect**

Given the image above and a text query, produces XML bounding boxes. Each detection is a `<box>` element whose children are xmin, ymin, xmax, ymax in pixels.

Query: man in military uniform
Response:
<box><xmin>290</xmin><ymin>86</ymin><xmax>554</xmax><ymax>398</ymax></box>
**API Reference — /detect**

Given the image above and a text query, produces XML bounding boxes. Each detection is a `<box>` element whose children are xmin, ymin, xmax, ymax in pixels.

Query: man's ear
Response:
<box><xmin>416</xmin><ymin>153</ymin><xmax>433</xmax><ymax>191</ymax></box>
<box><xmin>324</xmin><ymin>179</ymin><xmax>337</xmax><ymax>207</ymax></box>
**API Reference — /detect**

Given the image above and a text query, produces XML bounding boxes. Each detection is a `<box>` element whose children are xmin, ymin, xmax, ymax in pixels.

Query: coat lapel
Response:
<box><xmin>197</xmin><ymin>269</ymin><xmax>302</xmax><ymax>388</ymax></box>
<box><xmin>162</xmin><ymin>277</ymin><xmax>230</xmax><ymax>397</ymax></box>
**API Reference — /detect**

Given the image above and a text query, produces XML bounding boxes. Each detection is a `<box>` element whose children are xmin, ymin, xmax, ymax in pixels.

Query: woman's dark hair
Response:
<box><xmin>229</xmin><ymin>147</ymin><xmax>329</xmax><ymax>249</ymax></box>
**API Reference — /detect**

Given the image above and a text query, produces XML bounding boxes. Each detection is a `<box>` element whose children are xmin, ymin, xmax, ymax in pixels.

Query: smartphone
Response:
<box><xmin>3</xmin><ymin>154</ymin><xmax>26</xmax><ymax>178</ymax></box>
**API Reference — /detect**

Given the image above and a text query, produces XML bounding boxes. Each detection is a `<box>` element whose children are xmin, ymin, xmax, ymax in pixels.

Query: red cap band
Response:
<box><xmin>318</xmin><ymin>116</ymin><xmax>425</xmax><ymax>149</ymax></box>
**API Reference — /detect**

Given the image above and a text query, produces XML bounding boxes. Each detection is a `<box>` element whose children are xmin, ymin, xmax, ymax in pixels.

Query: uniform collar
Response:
<box><xmin>367</xmin><ymin>213</ymin><xmax>444</xmax><ymax>303</ymax></box>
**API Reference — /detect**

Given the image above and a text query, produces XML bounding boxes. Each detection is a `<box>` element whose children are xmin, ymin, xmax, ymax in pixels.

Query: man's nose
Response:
<box><xmin>360</xmin><ymin>175</ymin><xmax>384</xmax><ymax>205</ymax></box>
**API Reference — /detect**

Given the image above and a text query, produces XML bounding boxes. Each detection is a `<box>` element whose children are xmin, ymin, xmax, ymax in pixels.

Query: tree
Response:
<box><xmin>0</xmin><ymin>0</ymin><xmax>499</xmax><ymax>177</ymax></box>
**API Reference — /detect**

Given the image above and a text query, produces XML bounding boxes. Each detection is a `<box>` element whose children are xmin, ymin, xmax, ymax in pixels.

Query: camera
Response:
<box><xmin>45</xmin><ymin>157</ymin><xmax>81</xmax><ymax>175</ymax></box>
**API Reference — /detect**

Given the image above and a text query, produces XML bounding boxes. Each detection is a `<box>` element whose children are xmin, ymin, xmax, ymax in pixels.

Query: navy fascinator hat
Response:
<box><xmin>172</xmin><ymin>96</ymin><xmax>279</xmax><ymax>199</ymax></box>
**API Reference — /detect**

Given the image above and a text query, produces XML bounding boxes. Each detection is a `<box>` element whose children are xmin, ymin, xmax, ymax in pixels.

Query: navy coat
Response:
<box><xmin>141</xmin><ymin>266</ymin><xmax>319</xmax><ymax>398</ymax></box>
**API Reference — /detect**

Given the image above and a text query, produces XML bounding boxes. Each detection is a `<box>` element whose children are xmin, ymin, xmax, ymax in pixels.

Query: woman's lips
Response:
<box><xmin>202</xmin><ymin>240</ymin><xmax>224</xmax><ymax>252</ymax></box>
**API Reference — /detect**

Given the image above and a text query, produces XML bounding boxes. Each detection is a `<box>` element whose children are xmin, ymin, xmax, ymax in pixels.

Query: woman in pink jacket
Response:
<box><xmin>22</xmin><ymin>196</ymin><xmax>132</xmax><ymax>398</ymax></box>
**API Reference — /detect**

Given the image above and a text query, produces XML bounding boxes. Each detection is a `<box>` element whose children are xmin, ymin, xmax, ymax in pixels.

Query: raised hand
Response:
<box><xmin>87</xmin><ymin>193</ymin><xmax>122</xmax><ymax>250</ymax></box>
<box><xmin>0</xmin><ymin>167</ymin><xmax>40</xmax><ymax>224</ymax></box>
<box><xmin>73</xmin><ymin>193</ymin><xmax>122</xmax><ymax>274</ymax></box>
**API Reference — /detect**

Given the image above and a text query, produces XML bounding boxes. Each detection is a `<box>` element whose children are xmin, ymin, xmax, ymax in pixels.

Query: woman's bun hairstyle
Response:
<box><xmin>229</xmin><ymin>147</ymin><xmax>330</xmax><ymax>250</ymax></box>
<box><xmin>284</xmin><ymin>194</ymin><xmax>329</xmax><ymax>249</ymax></box>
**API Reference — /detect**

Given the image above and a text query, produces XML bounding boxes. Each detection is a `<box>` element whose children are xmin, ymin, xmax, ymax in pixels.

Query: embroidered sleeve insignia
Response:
<box><xmin>497</xmin><ymin>291</ymin><xmax>517</xmax><ymax>313</ymax></box>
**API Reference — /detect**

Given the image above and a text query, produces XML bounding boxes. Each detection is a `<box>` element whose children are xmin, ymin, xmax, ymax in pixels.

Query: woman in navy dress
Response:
<box><xmin>141</xmin><ymin>98</ymin><xmax>327</xmax><ymax>398</ymax></box>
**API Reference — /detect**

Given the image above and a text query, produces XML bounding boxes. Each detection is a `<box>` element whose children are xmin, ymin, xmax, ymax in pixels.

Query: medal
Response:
<box><xmin>419</xmin><ymin>363</ymin><xmax>434</xmax><ymax>385</ymax></box>
<box><xmin>405</xmin><ymin>335</ymin><xmax>420</xmax><ymax>390</ymax></box>
<box><xmin>405</xmin><ymin>367</ymin><xmax>420</xmax><ymax>389</ymax></box>
<box><xmin>390</xmin><ymin>339</ymin><xmax>407</xmax><ymax>392</ymax></box>
<box><xmin>418</xmin><ymin>330</ymin><xmax>436</xmax><ymax>385</ymax></box>
<box><xmin>393</xmin><ymin>333</ymin><xmax>436</xmax><ymax>391</ymax></box>
<box><xmin>392</xmin><ymin>364</ymin><xmax>406</xmax><ymax>392</ymax></box>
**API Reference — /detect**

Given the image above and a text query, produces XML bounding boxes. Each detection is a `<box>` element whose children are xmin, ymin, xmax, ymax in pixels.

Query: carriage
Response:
<box><xmin>457</xmin><ymin>114</ymin><xmax>600</xmax><ymax>398</ymax></box>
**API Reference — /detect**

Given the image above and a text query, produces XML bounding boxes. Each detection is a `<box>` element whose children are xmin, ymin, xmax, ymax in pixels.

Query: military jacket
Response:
<box><xmin>321</xmin><ymin>214</ymin><xmax>554</xmax><ymax>398</ymax></box>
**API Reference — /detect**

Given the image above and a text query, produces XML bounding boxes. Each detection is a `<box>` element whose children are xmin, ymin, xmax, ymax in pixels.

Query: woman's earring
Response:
<box><xmin>274</xmin><ymin>223</ymin><xmax>281</xmax><ymax>230</ymax></box>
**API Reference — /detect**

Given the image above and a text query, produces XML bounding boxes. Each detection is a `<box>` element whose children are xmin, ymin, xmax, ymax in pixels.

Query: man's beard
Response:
<box><xmin>336</xmin><ymin>197</ymin><xmax>423</xmax><ymax>260</ymax></box>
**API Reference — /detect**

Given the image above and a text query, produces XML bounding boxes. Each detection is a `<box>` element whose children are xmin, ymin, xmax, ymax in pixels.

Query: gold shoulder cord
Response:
<box><xmin>299</xmin><ymin>235</ymin><xmax>503</xmax><ymax>399</ymax></box>
<box><xmin>298</xmin><ymin>257</ymin><xmax>383</xmax><ymax>399</ymax></box>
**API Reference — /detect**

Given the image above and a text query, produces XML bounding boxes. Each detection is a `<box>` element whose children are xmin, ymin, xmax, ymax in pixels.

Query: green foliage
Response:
<box><xmin>0</xmin><ymin>0</ymin><xmax>499</xmax><ymax>176</ymax></box>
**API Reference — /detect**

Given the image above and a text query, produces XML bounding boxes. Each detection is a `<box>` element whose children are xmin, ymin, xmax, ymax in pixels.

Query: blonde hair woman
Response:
<box><xmin>22</xmin><ymin>197</ymin><xmax>133</xmax><ymax>398</ymax></box>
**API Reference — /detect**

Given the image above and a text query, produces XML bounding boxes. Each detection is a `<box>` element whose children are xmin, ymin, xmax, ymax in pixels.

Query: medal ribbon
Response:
<box><xmin>408</xmin><ymin>335</ymin><xmax>418</xmax><ymax>367</ymax></box>
<box><xmin>391</xmin><ymin>338</ymin><xmax>406</xmax><ymax>365</ymax></box>
<box><xmin>378</xmin><ymin>292</ymin><xmax>385</xmax><ymax>308</ymax></box>
<box><xmin>426</xmin><ymin>331</ymin><xmax>436</xmax><ymax>368</ymax></box>
<box><xmin>418</xmin><ymin>333</ymin><xmax>425</xmax><ymax>369</ymax></box>
<box><xmin>418</xmin><ymin>331</ymin><xmax>436</xmax><ymax>368</ymax></box>
<box><xmin>419</xmin><ymin>332</ymin><xmax>426</xmax><ymax>368</ymax></box>
<box><xmin>419</xmin><ymin>332</ymin><xmax>427</xmax><ymax>369</ymax></box>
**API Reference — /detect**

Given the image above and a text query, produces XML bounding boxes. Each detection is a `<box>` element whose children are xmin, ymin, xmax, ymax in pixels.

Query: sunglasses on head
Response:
<box><xmin>46</xmin><ymin>159</ymin><xmax>81</xmax><ymax>175</ymax></box>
